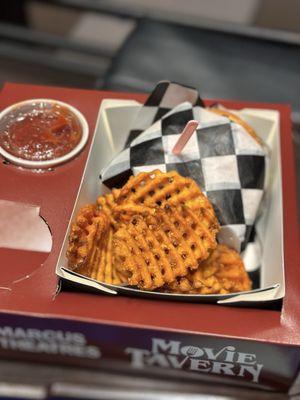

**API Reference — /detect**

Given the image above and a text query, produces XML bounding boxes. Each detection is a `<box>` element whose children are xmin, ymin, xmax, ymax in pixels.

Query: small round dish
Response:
<box><xmin>0</xmin><ymin>99</ymin><xmax>89</xmax><ymax>168</ymax></box>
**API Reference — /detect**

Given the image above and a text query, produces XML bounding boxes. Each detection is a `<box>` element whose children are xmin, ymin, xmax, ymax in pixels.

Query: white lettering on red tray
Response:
<box><xmin>125</xmin><ymin>338</ymin><xmax>263</xmax><ymax>383</ymax></box>
<box><xmin>0</xmin><ymin>326</ymin><xmax>100</xmax><ymax>359</ymax></box>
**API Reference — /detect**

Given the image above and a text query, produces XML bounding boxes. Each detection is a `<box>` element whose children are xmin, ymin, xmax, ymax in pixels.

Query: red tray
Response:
<box><xmin>0</xmin><ymin>82</ymin><xmax>299</xmax><ymax>392</ymax></box>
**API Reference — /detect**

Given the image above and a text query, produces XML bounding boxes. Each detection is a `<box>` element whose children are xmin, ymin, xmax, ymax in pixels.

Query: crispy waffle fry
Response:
<box><xmin>67</xmin><ymin>201</ymin><xmax>125</xmax><ymax>285</ymax></box>
<box><xmin>67</xmin><ymin>171</ymin><xmax>223</xmax><ymax>292</ymax></box>
<box><xmin>113</xmin><ymin>204</ymin><xmax>218</xmax><ymax>290</ymax></box>
<box><xmin>93</xmin><ymin>228</ymin><xmax>114</xmax><ymax>284</ymax></box>
<box><xmin>97</xmin><ymin>189</ymin><xmax>120</xmax><ymax>227</ymax></box>
<box><xmin>209</xmin><ymin>108</ymin><xmax>262</xmax><ymax>145</ymax></box>
<box><xmin>165</xmin><ymin>244</ymin><xmax>252</xmax><ymax>295</ymax></box>
<box><xmin>66</xmin><ymin>204</ymin><xmax>110</xmax><ymax>276</ymax></box>
<box><xmin>91</xmin><ymin>228</ymin><xmax>125</xmax><ymax>286</ymax></box>
<box><xmin>117</xmin><ymin>170</ymin><xmax>219</xmax><ymax>235</ymax></box>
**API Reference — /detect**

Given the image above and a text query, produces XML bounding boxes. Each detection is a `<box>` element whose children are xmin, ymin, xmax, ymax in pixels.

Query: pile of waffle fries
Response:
<box><xmin>67</xmin><ymin>170</ymin><xmax>252</xmax><ymax>294</ymax></box>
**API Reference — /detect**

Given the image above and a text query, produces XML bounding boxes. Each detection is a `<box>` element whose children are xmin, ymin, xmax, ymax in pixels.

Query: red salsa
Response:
<box><xmin>0</xmin><ymin>102</ymin><xmax>83</xmax><ymax>161</ymax></box>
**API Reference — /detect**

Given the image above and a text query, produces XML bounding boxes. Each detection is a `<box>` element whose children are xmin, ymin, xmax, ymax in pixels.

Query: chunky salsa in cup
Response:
<box><xmin>0</xmin><ymin>101</ymin><xmax>83</xmax><ymax>161</ymax></box>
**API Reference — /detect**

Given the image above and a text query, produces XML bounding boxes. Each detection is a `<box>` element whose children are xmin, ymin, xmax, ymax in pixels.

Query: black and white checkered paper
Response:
<box><xmin>101</xmin><ymin>82</ymin><xmax>266</xmax><ymax>286</ymax></box>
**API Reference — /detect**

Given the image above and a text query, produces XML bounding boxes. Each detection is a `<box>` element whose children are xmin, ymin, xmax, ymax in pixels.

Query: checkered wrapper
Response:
<box><xmin>101</xmin><ymin>82</ymin><xmax>266</xmax><ymax>260</ymax></box>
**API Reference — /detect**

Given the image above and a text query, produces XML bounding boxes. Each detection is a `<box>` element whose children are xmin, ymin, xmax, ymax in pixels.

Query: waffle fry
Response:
<box><xmin>113</xmin><ymin>204</ymin><xmax>218</xmax><ymax>290</ymax></box>
<box><xmin>97</xmin><ymin>189</ymin><xmax>120</xmax><ymax>227</ymax></box>
<box><xmin>165</xmin><ymin>244</ymin><xmax>252</xmax><ymax>294</ymax></box>
<box><xmin>67</xmin><ymin>199</ymin><xmax>128</xmax><ymax>285</ymax></box>
<box><xmin>93</xmin><ymin>228</ymin><xmax>118</xmax><ymax>284</ymax></box>
<box><xmin>67</xmin><ymin>172</ymin><xmax>246</xmax><ymax>294</ymax></box>
<box><xmin>66</xmin><ymin>204</ymin><xmax>110</xmax><ymax>276</ymax></box>
<box><xmin>209</xmin><ymin>108</ymin><xmax>262</xmax><ymax>145</ymax></box>
<box><xmin>117</xmin><ymin>170</ymin><xmax>219</xmax><ymax>235</ymax></box>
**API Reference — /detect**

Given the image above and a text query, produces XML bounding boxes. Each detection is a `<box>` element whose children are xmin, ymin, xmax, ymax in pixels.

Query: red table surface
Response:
<box><xmin>0</xmin><ymin>82</ymin><xmax>299</xmax><ymax>347</ymax></box>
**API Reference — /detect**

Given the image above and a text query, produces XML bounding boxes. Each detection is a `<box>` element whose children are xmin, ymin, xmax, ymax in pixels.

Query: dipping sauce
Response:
<box><xmin>0</xmin><ymin>101</ymin><xmax>83</xmax><ymax>161</ymax></box>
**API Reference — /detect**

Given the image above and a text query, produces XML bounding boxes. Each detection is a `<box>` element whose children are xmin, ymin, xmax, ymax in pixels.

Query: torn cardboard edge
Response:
<box><xmin>0</xmin><ymin>200</ymin><xmax>52</xmax><ymax>253</ymax></box>
<box><xmin>55</xmin><ymin>100</ymin><xmax>284</xmax><ymax>305</ymax></box>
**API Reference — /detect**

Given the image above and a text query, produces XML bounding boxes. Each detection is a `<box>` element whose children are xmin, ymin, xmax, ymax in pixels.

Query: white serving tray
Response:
<box><xmin>56</xmin><ymin>99</ymin><xmax>284</xmax><ymax>305</ymax></box>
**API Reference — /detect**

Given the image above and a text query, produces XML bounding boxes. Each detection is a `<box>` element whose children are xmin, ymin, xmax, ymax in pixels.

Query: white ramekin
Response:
<box><xmin>0</xmin><ymin>98</ymin><xmax>89</xmax><ymax>168</ymax></box>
